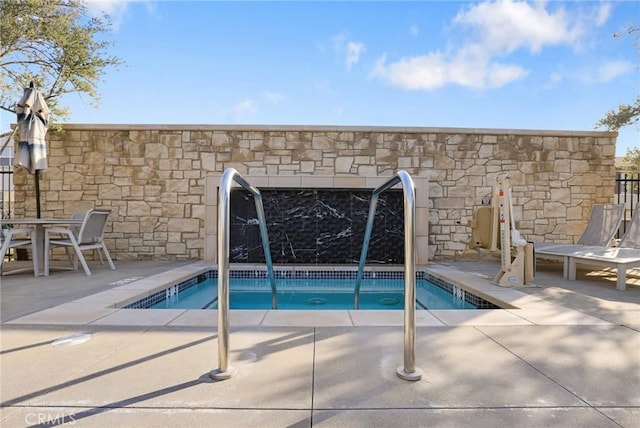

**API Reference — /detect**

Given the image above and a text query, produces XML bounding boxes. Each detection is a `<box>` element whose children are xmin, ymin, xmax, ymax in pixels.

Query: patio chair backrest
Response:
<box><xmin>618</xmin><ymin>202</ymin><xmax>640</xmax><ymax>249</ymax></box>
<box><xmin>69</xmin><ymin>211</ymin><xmax>86</xmax><ymax>236</ymax></box>
<box><xmin>76</xmin><ymin>209</ymin><xmax>111</xmax><ymax>244</ymax></box>
<box><xmin>576</xmin><ymin>203</ymin><xmax>624</xmax><ymax>246</ymax></box>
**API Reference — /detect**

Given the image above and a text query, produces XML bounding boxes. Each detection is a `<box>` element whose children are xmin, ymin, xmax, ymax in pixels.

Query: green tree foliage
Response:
<box><xmin>596</xmin><ymin>26</ymin><xmax>639</xmax><ymax>132</ymax></box>
<box><xmin>0</xmin><ymin>0</ymin><xmax>122</xmax><ymax>124</ymax></box>
<box><xmin>596</xmin><ymin>97</ymin><xmax>640</xmax><ymax>131</ymax></box>
<box><xmin>621</xmin><ymin>147</ymin><xmax>640</xmax><ymax>172</ymax></box>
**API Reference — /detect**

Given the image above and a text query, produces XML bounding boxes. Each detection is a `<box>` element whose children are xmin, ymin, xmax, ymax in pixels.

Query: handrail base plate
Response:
<box><xmin>396</xmin><ymin>366</ymin><xmax>423</xmax><ymax>381</ymax></box>
<box><xmin>210</xmin><ymin>366</ymin><xmax>239</xmax><ymax>381</ymax></box>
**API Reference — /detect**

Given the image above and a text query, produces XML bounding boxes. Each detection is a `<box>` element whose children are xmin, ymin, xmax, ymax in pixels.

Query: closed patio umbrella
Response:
<box><xmin>13</xmin><ymin>82</ymin><xmax>50</xmax><ymax>218</ymax></box>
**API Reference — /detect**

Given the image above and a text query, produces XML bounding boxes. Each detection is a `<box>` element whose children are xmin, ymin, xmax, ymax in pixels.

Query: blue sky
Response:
<box><xmin>11</xmin><ymin>0</ymin><xmax>640</xmax><ymax>156</ymax></box>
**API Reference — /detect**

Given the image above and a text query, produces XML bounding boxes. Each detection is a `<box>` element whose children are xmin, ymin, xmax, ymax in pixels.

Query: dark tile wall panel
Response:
<box><xmin>229</xmin><ymin>188</ymin><xmax>404</xmax><ymax>264</ymax></box>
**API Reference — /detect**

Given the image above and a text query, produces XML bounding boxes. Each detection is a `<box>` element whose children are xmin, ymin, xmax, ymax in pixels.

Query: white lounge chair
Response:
<box><xmin>617</xmin><ymin>203</ymin><xmax>639</xmax><ymax>249</ymax></box>
<box><xmin>535</xmin><ymin>203</ymin><xmax>624</xmax><ymax>266</ymax></box>
<box><xmin>536</xmin><ymin>203</ymin><xmax>625</xmax><ymax>251</ymax></box>
<box><xmin>536</xmin><ymin>203</ymin><xmax>640</xmax><ymax>290</ymax></box>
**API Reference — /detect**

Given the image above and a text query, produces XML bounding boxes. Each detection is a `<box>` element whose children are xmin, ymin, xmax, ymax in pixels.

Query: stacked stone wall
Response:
<box><xmin>10</xmin><ymin>124</ymin><xmax>617</xmax><ymax>263</ymax></box>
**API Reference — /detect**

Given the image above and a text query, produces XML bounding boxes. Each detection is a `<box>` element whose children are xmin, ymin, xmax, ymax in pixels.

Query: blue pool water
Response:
<box><xmin>147</xmin><ymin>277</ymin><xmax>479</xmax><ymax>310</ymax></box>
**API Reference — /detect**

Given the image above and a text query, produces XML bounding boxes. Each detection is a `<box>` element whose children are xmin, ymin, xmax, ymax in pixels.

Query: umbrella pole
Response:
<box><xmin>35</xmin><ymin>170</ymin><xmax>41</xmax><ymax>218</ymax></box>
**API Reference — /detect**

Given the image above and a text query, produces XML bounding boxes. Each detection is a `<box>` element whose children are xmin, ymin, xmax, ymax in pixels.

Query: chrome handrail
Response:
<box><xmin>210</xmin><ymin>168</ymin><xmax>277</xmax><ymax>380</ymax></box>
<box><xmin>354</xmin><ymin>170</ymin><xmax>423</xmax><ymax>381</ymax></box>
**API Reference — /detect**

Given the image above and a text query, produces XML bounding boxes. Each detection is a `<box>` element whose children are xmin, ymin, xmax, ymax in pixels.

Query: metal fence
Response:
<box><xmin>615</xmin><ymin>172</ymin><xmax>640</xmax><ymax>239</ymax></box>
<box><xmin>0</xmin><ymin>162</ymin><xmax>17</xmax><ymax>261</ymax></box>
<box><xmin>1</xmin><ymin>162</ymin><xmax>13</xmax><ymax>220</ymax></box>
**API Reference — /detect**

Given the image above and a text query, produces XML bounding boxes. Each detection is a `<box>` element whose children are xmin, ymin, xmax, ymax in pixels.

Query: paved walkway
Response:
<box><xmin>1</xmin><ymin>260</ymin><xmax>638</xmax><ymax>427</ymax></box>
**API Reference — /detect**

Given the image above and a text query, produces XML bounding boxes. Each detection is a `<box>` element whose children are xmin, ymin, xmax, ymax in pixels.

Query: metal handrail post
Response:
<box><xmin>354</xmin><ymin>170</ymin><xmax>423</xmax><ymax>381</ymax></box>
<box><xmin>395</xmin><ymin>171</ymin><xmax>422</xmax><ymax>381</ymax></box>
<box><xmin>254</xmin><ymin>192</ymin><xmax>278</xmax><ymax>309</ymax></box>
<box><xmin>354</xmin><ymin>192</ymin><xmax>380</xmax><ymax>309</ymax></box>
<box><xmin>210</xmin><ymin>168</ymin><xmax>277</xmax><ymax>380</ymax></box>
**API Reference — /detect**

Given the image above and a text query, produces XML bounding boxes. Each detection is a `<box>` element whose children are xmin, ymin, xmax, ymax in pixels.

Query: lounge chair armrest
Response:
<box><xmin>3</xmin><ymin>227</ymin><xmax>35</xmax><ymax>237</ymax></box>
<box><xmin>45</xmin><ymin>227</ymin><xmax>73</xmax><ymax>236</ymax></box>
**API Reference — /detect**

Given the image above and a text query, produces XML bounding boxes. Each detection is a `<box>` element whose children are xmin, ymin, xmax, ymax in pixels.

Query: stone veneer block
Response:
<box><xmin>268</xmin><ymin>175</ymin><xmax>302</xmax><ymax>187</ymax></box>
<box><xmin>204</xmin><ymin>234</ymin><xmax>216</xmax><ymax>262</ymax></box>
<box><xmin>248</xmin><ymin>176</ymin><xmax>270</xmax><ymax>188</ymax></box>
<box><xmin>300</xmin><ymin>176</ymin><xmax>334</xmax><ymax>187</ymax></box>
<box><xmin>414</xmin><ymin>178</ymin><xmax>429</xmax><ymax>208</ymax></box>
<box><xmin>365</xmin><ymin>176</ymin><xmax>394</xmax><ymax>189</ymax></box>
<box><xmin>333</xmin><ymin>176</ymin><xmax>367</xmax><ymax>188</ymax></box>
<box><xmin>416</xmin><ymin>209</ymin><xmax>429</xmax><ymax>238</ymax></box>
<box><xmin>205</xmin><ymin>208</ymin><xmax>216</xmax><ymax>235</ymax></box>
<box><xmin>416</xmin><ymin>235</ymin><xmax>430</xmax><ymax>266</ymax></box>
<box><xmin>205</xmin><ymin>176</ymin><xmax>217</xmax><ymax>207</ymax></box>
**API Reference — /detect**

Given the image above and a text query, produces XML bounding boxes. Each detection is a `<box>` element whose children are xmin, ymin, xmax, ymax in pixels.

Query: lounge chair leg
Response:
<box><xmin>65</xmin><ymin>247</ymin><xmax>74</xmax><ymax>266</ymax></box>
<box><xmin>68</xmin><ymin>236</ymin><xmax>91</xmax><ymax>276</ymax></box>
<box><xmin>96</xmin><ymin>249</ymin><xmax>104</xmax><ymax>265</ymax></box>
<box><xmin>101</xmin><ymin>245</ymin><xmax>116</xmax><ymax>270</ymax></box>
<box><xmin>616</xmin><ymin>265</ymin><xmax>627</xmax><ymax>291</ymax></box>
<box><xmin>567</xmin><ymin>257</ymin><xmax>577</xmax><ymax>280</ymax></box>
<box><xmin>44</xmin><ymin>231</ymin><xmax>50</xmax><ymax>276</ymax></box>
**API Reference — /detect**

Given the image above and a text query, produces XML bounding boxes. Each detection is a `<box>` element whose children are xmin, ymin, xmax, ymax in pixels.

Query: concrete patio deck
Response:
<box><xmin>1</xmin><ymin>259</ymin><xmax>638</xmax><ymax>427</ymax></box>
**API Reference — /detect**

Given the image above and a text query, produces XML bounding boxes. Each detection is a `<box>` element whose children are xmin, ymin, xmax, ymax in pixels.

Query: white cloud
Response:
<box><xmin>453</xmin><ymin>0</ymin><xmax>583</xmax><ymax>55</ymax></box>
<box><xmin>232</xmin><ymin>99</ymin><xmax>257</xmax><ymax>123</ymax></box>
<box><xmin>83</xmin><ymin>1</ymin><xmax>158</xmax><ymax>29</ymax></box>
<box><xmin>549</xmin><ymin>59</ymin><xmax>633</xmax><ymax>87</ymax></box>
<box><xmin>372</xmin><ymin>0</ymin><xmax>608</xmax><ymax>91</ymax></box>
<box><xmin>332</xmin><ymin>34</ymin><xmax>346</xmax><ymax>51</ymax></box>
<box><xmin>263</xmin><ymin>91</ymin><xmax>284</xmax><ymax>104</ymax></box>
<box><xmin>486</xmin><ymin>62</ymin><xmax>529</xmax><ymax>88</ymax></box>
<box><xmin>593</xmin><ymin>2</ymin><xmax>611</xmax><ymax>27</ymax></box>
<box><xmin>543</xmin><ymin>70</ymin><xmax>564</xmax><ymax>89</ymax></box>
<box><xmin>332</xmin><ymin>34</ymin><xmax>366</xmax><ymax>70</ymax></box>
<box><xmin>596</xmin><ymin>60</ymin><xmax>635</xmax><ymax>82</ymax></box>
<box><xmin>373</xmin><ymin>51</ymin><xmax>527</xmax><ymax>91</ymax></box>
<box><xmin>374</xmin><ymin>53</ymin><xmax>456</xmax><ymax>90</ymax></box>
<box><xmin>345</xmin><ymin>42</ymin><xmax>366</xmax><ymax>71</ymax></box>
<box><xmin>83</xmin><ymin>0</ymin><xmax>132</xmax><ymax>29</ymax></box>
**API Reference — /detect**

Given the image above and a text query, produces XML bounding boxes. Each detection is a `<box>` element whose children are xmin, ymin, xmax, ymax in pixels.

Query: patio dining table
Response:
<box><xmin>0</xmin><ymin>217</ymin><xmax>83</xmax><ymax>276</ymax></box>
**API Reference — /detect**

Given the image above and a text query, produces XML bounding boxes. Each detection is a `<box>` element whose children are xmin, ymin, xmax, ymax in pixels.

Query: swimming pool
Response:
<box><xmin>125</xmin><ymin>270</ymin><xmax>500</xmax><ymax>310</ymax></box>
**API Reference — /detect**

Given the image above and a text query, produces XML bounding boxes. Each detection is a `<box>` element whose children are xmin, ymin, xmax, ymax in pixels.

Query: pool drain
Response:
<box><xmin>379</xmin><ymin>297</ymin><xmax>400</xmax><ymax>305</ymax></box>
<box><xmin>306</xmin><ymin>297</ymin><xmax>327</xmax><ymax>305</ymax></box>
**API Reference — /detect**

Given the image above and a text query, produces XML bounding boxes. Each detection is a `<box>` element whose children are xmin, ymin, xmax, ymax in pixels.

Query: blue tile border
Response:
<box><xmin>124</xmin><ymin>270</ymin><xmax>498</xmax><ymax>310</ymax></box>
<box><xmin>424</xmin><ymin>271</ymin><xmax>500</xmax><ymax>309</ymax></box>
